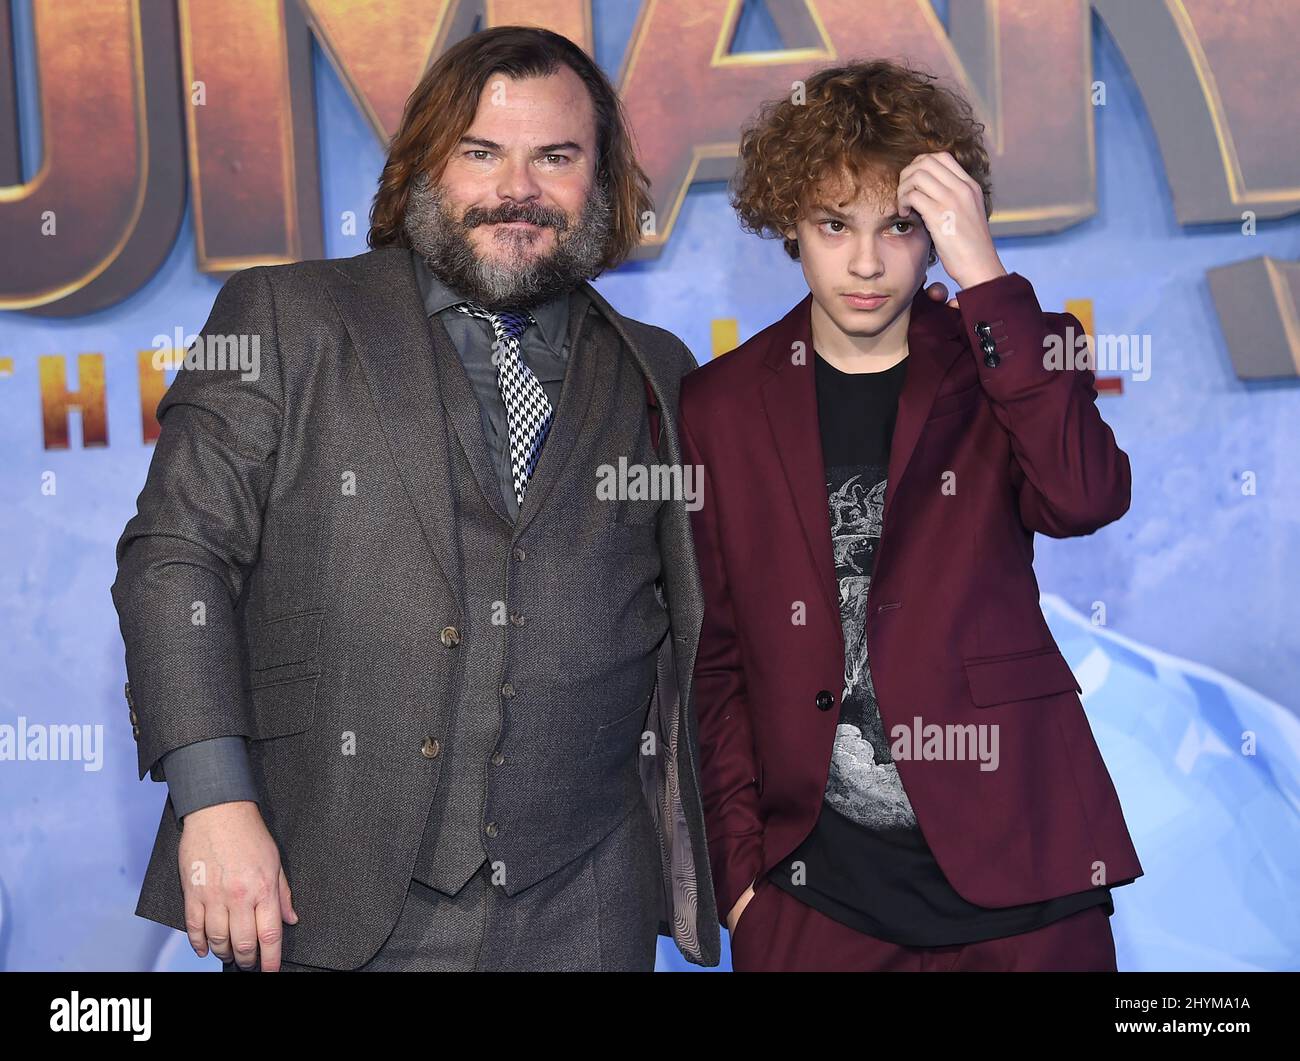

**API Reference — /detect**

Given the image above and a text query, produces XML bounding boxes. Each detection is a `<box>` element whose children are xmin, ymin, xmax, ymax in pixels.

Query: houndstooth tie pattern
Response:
<box><xmin>454</xmin><ymin>301</ymin><xmax>554</xmax><ymax>507</ymax></box>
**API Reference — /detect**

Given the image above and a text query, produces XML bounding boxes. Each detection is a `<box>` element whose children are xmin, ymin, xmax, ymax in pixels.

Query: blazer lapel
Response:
<box><xmin>759</xmin><ymin>288</ymin><xmax>969</xmax><ymax>621</ymax></box>
<box><xmin>883</xmin><ymin>287</ymin><xmax>968</xmax><ymax>528</ymax></box>
<box><xmin>325</xmin><ymin>247</ymin><xmax>466</xmax><ymax>594</ymax></box>
<box><xmin>760</xmin><ymin>294</ymin><xmax>840</xmax><ymax>623</ymax></box>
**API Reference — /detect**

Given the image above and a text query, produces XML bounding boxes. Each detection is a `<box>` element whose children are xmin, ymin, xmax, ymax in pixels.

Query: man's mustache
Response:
<box><xmin>461</xmin><ymin>202</ymin><xmax>570</xmax><ymax>231</ymax></box>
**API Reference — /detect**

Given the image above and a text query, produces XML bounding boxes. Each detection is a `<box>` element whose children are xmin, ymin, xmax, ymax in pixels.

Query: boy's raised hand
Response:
<box><xmin>899</xmin><ymin>151</ymin><xmax>1006</xmax><ymax>291</ymax></box>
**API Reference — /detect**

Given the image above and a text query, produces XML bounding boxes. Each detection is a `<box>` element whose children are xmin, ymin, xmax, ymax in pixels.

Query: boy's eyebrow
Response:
<box><xmin>808</xmin><ymin>202</ymin><xmax>851</xmax><ymax>220</ymax></box>
<box><xmin>807</xmin><ymin>203</ymin><xmax>912</xmax><ymax>225</ymax></box>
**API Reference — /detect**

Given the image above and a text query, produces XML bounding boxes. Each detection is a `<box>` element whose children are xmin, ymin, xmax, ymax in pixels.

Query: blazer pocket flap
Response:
<box><xmin>249</xmin><ymin>675</ymin><xmax>318</xmax><ymax>739</ymax></box>
<box><xmin>250</xmin><ymin>611</ymin><xmax>322</xmax><ymax>674</ymax></box>
<box><xmin>963</xmin><ymin>648</ymin><xmax>1081</xmax><ymax>706</ymax></box>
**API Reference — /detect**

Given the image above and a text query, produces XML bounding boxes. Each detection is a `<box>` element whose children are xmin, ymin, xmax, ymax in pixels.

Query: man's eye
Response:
<box><xmin>467</xmin><ymin>150</ymin><xmax>492</xmax><ymax>161</ymax></box>
<box><xmin>891</xmin><ymin>220</ymin><xmax>915</xmax><ymax>235</ymax></box>
<box><xmin>542</xmin><ymin>154</ymin><xmax>569</xmax><ymax>165</ymax></box>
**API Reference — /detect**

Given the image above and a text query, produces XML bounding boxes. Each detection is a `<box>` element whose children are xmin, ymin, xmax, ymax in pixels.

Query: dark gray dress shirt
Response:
<box><xmin>157</xmin><ymin>248</ymin><xmax>574</xmax><ymax>823</ymax></box>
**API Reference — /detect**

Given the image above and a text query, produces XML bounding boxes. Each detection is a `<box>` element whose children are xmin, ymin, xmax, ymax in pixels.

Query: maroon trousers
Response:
<box><xmin>729</xmin><ymin>877</ymin><xmax>1118</xmax><ymax>972</ymax></box>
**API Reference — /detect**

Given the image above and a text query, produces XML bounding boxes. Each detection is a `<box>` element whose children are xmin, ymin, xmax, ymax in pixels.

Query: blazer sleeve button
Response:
<box><xmin>815</xmin><ymin>689</ymin><xmax>835</xmax><ymax>711</ymax></box>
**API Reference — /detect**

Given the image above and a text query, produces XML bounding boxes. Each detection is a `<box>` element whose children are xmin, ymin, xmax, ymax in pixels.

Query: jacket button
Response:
<box><xmin>439</xmin><ymin>625</ymin><xmax>460</xmax><ymax>648</ymax></box>
<box><xmin>420</xmin><ymin>736</ymin><xmax>441</xmax><ymax>759</ymax></box>
<box><xmin>484</xmin><ymin>821</ymin><xmax>499</xmax><ymax>838</ymax></box>
<box><xmin>501</xmin><ymin>682</ymin><xmax>516</xmax><ymax>699</ymax></box>
<box><xmin>509</xmin><ymin>612</ymin><xmax>525</xmax><ymax>627</ymax></box>
<box><xmin>815</xmin><ymin>690</ymin><xmax>835</xmax><ymax>711</ymax></box>
<box><xmin>124</xmin><ymin>681</ymin><xmax>134</xmax><ymax>708</ymax></box>
<box><xmin>512</xmin><ymin>546</ymin><xmax>526</xmax><ymax>562</ymax></box>
<box><xmin>128</xmin><ymin>710</ymin><xmax>139</xmax><ymax>725</ymax></box>
<box><xmin>490</xmin><ymin>750</ymin><xmax>504</xmax><ymax>766</ymax></box>
<box><xmin>131</xmin><ymin>725</ymin><xmax>141</xmax><ymax>740</ymax></box>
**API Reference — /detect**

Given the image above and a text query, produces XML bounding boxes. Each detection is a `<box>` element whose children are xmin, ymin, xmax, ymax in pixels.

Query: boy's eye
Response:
<box><xmin>819</xmin><ymin>219</ymin><xmax>846</xmax><ymax>234</ymax></box>
<box><xmin>890</xmin><ymin>220</ymin><xmax>916</xmax><ymax>235</ymax></box>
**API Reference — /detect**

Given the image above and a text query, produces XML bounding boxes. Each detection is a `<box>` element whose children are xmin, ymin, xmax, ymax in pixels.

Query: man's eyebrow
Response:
<box><xmin>457</xmin><ymin>136</ymin><xmax>583</xmax><ymax>155</ymax></box>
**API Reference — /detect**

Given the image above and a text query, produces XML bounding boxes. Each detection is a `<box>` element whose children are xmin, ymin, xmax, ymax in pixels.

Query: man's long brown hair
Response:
<box><xmin>367</xmin><ymin>26</ymin><xmax>650</xmax><ymax>273</ymax></box>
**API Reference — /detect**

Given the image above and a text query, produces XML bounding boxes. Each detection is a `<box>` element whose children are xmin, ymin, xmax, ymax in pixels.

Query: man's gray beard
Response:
<box><xmin>402</xmin><ymin>170</ymin><xmax>613</xmax><ymax>311</ymax></box>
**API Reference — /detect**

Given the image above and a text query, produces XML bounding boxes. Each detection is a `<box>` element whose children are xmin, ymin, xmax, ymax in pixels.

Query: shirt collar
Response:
<box><xmin>410</xmin><ymin>246</ymin><xmax>569</xmax><ymax>358</ymax></box>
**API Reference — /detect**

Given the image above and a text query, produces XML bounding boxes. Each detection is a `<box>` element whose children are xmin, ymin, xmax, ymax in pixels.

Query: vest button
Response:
<box><xmin>509</xmin><ymin>612</ymin><xmax>525</xmax><ymax>627</ymax></box>
<box><xmin>439</xmin><ymin>625</ymin><xmax>460</xmax><ymax>648</ymax></box>
<box><xmin>420</xmin><ymin>736</ymin><xmax>441</xmax><ymax>759</ymax></box>
<box><xmin>490</xmin><ymin>750</ymin><xmax>504</xmax><ymax>766</ymax></box>
<box><xmin>815</xmin><ymin>689</ymin><xmax>835</xmax><ymax>711</ymax></box>
<box><xmin>484</xmin><ymin>821</ymin><xmax>499</xmax><ymax>838</ymax></box>
<box><xmin>501</xmin><ymin>682</ymin><xmax>516</xmax><ymax>699</ymax></box>
<box><xmin>513</xmin><ymin>546</ymin><xmax>526</xmax><ymax>562</ymax></box>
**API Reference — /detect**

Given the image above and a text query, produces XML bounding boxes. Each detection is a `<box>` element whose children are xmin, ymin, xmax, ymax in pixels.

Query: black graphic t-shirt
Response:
<box><xmin>764</xmin><ymin>350</ymin><xmax>1114</xmax><ymax>947</ymax></box>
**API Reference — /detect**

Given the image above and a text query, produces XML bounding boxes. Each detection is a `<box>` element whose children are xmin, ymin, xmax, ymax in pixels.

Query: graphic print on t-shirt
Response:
<box><xmin>824</xmin><ymin>461</ymin><xmax>919</xmax><ymax>831</ymax></box>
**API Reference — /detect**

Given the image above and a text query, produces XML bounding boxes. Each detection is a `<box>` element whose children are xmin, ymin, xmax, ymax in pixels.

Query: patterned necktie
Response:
<box><xmin>453</xmin><ymin>301</ymin><xmax>554</xmax><ymax>507</ymax></box>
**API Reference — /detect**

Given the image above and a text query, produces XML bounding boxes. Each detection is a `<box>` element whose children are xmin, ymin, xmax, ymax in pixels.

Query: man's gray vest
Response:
<box><xmin>411</xmin><ymin>289</ymin><xmax>669</xmax><ymax>898</ymax></box>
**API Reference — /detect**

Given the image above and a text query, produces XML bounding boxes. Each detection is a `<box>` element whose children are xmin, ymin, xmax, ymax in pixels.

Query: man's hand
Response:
<box><xmin>726</xmin><ymin>878</ymin><xmax>759</xmax><ymax>935</ymax></box>
<box><xmin>177</xmin><ymin>800</ymin><xmax>299</xmax><ymax>971</ymax></box>
<box><xmin>899</xmin><ymin>151</ymin><xmax>1006</xmax><ymax>291</ymax></box>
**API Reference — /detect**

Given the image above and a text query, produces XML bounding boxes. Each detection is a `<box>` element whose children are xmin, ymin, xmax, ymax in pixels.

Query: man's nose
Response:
<box><xmin>496</xmin><ymin>154</ymin><xmax>542</xmax><ymax>203</ymax></box>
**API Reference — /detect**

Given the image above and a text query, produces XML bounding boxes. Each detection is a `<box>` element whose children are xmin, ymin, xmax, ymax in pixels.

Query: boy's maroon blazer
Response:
<box><xmin>678</xmin><ymin>272</ymin><xmax>1144</xmax><ymax>923</ymax></box>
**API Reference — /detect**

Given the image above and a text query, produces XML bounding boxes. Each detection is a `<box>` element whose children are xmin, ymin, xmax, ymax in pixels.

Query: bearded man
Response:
<box><xmin>111</xmin><ymin>25</ymin><xmax>719</xmax><ymax>972</ymax></box>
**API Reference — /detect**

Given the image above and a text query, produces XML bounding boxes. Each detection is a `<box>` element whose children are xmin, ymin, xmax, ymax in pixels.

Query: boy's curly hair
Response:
<box><xmin>731</xmin><ymin>59</ymin><xmax>992</xmax><ymax>260</ymax></box>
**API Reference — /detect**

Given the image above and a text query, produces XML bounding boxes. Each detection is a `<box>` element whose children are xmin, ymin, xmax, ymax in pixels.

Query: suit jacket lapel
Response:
<box><xmin>575</xmin><ymin>281</ymin><xmax>703</xmax><ymax>706</ymax></box>
<box><xmin>325</xmin><ymin>247</ymin><xmax>466</xmax><ymax>595</ymax></box>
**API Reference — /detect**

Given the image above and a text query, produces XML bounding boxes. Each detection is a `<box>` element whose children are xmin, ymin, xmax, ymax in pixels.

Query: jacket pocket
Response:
<box><xmin>962</xmin><ymin>645</ymin><xmax>1081</xmax><ymax>706</ymax></box>
<box><xmin>249</xmin><ymin>610</ymin><xmax>322</xmax><ymax>685</ymax></box>
<box><xmin>248</xmin><ymin>674</ymin><xmax>318</xmax><ymax>739</ymax></box>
